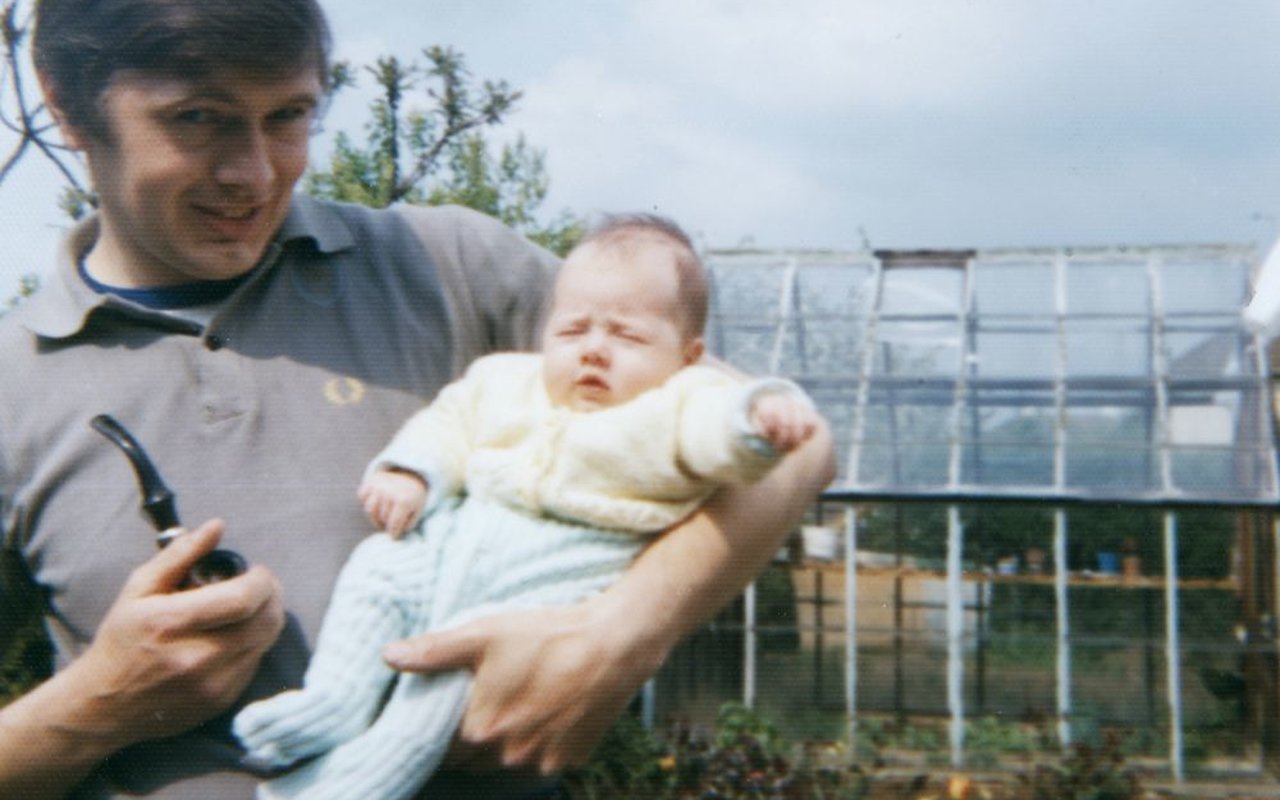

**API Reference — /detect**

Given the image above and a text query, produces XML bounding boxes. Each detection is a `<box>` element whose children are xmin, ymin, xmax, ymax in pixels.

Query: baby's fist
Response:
<box><xmin>357</xmin><ymin>468</ymin><xmax>429</xmax><ymax>537</ymax></box>
<box><xmin>750</xmin><ymin>393</ymin><xmax>818</xmax><ymax>454</ymax></box>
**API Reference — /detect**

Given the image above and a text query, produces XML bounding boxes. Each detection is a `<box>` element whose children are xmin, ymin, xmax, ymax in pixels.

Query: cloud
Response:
<box><xmin>512</xmin><ymin>56</ymin><xmax>851</xmax><ymax>247</ymax></box>
<box><xmin>620</xmin><ymin>0</ymin><xmax>1034</xmax><ymax>114</ymax></box>
<box><xmin>618</xmin><ymin>0</ymin><xmax>1280</xmax><ymax>128</ymax></box>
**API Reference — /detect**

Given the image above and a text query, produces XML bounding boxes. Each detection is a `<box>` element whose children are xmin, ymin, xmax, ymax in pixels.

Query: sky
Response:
<box><xmin>2</xmin><ymin>0</ymin><xmax>1279</xmax><ymax>301</ymax></box>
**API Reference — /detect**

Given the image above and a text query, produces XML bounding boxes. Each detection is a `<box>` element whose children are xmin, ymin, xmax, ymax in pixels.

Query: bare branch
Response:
<box><xmin>0</xmin><ymin>0</ymin><xmax>91</xmax><ymax>202</ymax></box>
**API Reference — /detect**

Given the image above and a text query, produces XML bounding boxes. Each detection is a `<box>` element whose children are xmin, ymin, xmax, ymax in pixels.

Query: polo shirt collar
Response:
<box><xmin>20</xmin><ymin>194</ymin><xmax>357</xmax><ymax>340</ymax></box>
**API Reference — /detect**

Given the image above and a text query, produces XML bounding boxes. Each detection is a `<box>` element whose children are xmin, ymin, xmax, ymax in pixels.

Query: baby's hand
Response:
<box><xmin>357</xmin><ymin>468</ymin><xmax>429</xmax><ymax>538</ymax></box>
<box><xmin>750</xmin><ymin>393</ymin><xmax>818</xmax><ymax>454</ymax></box>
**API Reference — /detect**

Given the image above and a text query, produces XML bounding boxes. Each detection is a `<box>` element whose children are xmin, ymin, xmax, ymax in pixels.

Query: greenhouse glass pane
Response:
<box><xmin>972</xmin><ymin>324</ymin><xmax>1057</xmax><ymax>379</ymax></box>
<box><xmin>1160</xmin><ymin>256</ymin><xmax>1251</xmax><ymax>315</ymax></box>
<box><xmin>807</xmin><ymin>387</ymin><xmax>856</xmax><ymax>482</ymax></box>
<box><xmin>971</xmin><ymin>259</ymin><xmax>1055</xmax><ymax>316</ymax></box>
<box><xmin>960</xmin><ymin>443</ymin><xmax>1055</xmax><ymax>487</ymax></box>
<box><xmin>880</xmin><ymin>267</ymin><xmax>964</xmax><ymax>315</ymax></box>
<box><xmin>777</xmin><ymin>318</ymin><xmax>866</xmax><ymax>377</ymax></box>
<box><xmin>1064</xmin><ymin>319</ymin><xmax>1152</xmax><ymax>377</ymax></box>
<box><xmin>705</xmin><ymin>243</ymin><xmax>1276</xmax><ymax>504</ymax></box>
<box><xmin>795</xmin><ymin>260</ymin><xmax>877</xmax><ymax>317</ymax></box>
<box><xmin>965</xmin><ymin>401</ymin><xmax>1057</xmax><ymax>446</ymax></box>
<box><xmin>959</xmin><ymin>392</ymin><xmax>1057</xmax><ymax>488</ymax></box>
<box><xmin>860</xmin><ymin>396</ymin><xmax>953</xmax><ymax>441</ymax></box>
<box><xmin>1163</xmin><ymin>326</ymin><xmax>1244</xmax><ymax>378</ymax></box>
<box><xmin>1066</xmin><ymin>259</ymin><xmax>1148</xmax><ymax>314</ymax></box>
<box><xmin>708</xmin><ymin>259</ymin><xmax>787</xmax><ymax>318</ymax></box>
<box><xmin>1065</xmin><ymin>443</ymin><xmax>1158</xmax><ymax>492</ymax></box>
<box><xmin>874</xmin><ymin>321</ymin><xmax>962</xmax><ymax>377</ymax></box>
<box><xmin>715</xmin><ymin>328</ymin><xmax>776</xmax><ymax>375</ymax></box>
<box><xmin>857</xmin><ymin>441</ymin><xmax>953</xmax><ymax>487</ymax></box>
<box><xmin>1169</xmin><ymin>447</ymin><xmax>1243</xmax><ymax>497</ymax></box>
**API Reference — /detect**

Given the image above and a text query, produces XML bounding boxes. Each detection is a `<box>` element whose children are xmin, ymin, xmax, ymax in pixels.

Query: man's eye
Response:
<box><xmin>175</xmin><ymin>108</ymin><xmax>222</xmax><ymax>125</ymax></box>
<box><xmin>270</xmin><ymin>106</ymin><xmax>313</xmax><ymax>125</ymax></box>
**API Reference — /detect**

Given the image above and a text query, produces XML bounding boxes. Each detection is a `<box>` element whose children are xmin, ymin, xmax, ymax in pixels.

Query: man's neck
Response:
<box><xmin>77</xmin><ymin>258</ymin><xmax>250</xmax><ymax>310</ymax></box>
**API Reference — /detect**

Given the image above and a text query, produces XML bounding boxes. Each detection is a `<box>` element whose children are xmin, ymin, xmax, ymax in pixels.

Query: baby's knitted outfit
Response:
<box><xmin>232</xmin><ymin>353</ymin><xmax>801</xmax><ymax>800</ymax></box>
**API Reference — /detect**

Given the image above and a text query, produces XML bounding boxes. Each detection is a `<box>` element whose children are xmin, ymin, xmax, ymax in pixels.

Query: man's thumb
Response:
<box><xmin>123</xmin><ymin>520</ymin><xmax>224</xmax><ymax>596</ymax></box>
<box><xmin>384</xmin><ymin>625</ymin><xmax>483</xmax><ymax>674</ymax></box>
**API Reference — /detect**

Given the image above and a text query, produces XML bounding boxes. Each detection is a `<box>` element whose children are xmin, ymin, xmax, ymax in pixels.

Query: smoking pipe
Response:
<box><xmin>90</xmin><ymin>414</ymin><xmax>248</xmax><ymax>588</ymax></box>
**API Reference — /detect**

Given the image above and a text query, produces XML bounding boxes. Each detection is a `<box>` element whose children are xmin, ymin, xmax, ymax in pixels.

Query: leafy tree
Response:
<box><xmin>307</xmin><ymin>47</ymin><xmax>582</xmax><ymax>254</ymax></box>
<box><xmin>0</xmin><ymin>0</ymin><xmax>582</xmax><ymax>249</ymax></box>
<box><xmin>0</xmin><ymin>271</ymin><xmax>36</xmax><ymax>318</ymax></box>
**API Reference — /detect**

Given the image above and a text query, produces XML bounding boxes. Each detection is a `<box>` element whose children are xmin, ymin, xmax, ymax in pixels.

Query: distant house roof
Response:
<box><xmin>705</xmin><ymin>243</ymin><xmax>1277</xmax><ymax>508</ymax></box>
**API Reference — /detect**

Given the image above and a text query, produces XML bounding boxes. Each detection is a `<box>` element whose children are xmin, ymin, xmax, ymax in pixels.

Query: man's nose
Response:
<box><xmin>214</xmin><ymin>125</ymin><xmax>274</xmax><ymax>192</ymax></box>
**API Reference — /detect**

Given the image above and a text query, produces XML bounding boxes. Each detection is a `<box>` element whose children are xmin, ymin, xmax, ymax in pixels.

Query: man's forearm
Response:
<box><xmin>591</xmin><ymin>418</ymin><xmax>836</xmax><ymax>659</ymax></box>
<box><xmin>0</xmin><ymin>662</ymin><xmax>120</xmax><ymax>798</ymax></box>
<box><xmin>381</xmin><ymin>420</ymin><xmax>836</xmax><ymax>774</ymax></box>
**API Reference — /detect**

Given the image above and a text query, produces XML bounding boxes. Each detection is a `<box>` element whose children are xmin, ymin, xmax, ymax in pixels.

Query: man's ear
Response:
<box><xmin>36</xmin><ymin>71</ymin><xmax>89</xmax><ymax>151</ymax></box>
<box><xmin>683</xmin><ymin>336</ymin><xmax>705</xmax><ymax>366</ymax></box>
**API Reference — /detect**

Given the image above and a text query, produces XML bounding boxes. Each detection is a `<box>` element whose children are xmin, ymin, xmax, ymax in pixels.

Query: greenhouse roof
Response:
<box><xmin>705</xmin><ymin>243</ymin><xmax>1279</xmax><ymax>508</ymax></box>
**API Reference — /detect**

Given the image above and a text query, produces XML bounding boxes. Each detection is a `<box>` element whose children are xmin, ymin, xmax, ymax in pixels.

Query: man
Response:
<box><xmin>0</xmin><ymin>1</ymin><xmax>834</xmax><ymax>798</ymax></box>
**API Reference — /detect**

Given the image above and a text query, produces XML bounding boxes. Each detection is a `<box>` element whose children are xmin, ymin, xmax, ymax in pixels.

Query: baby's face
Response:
<box><xmin>542</xmin><ymin>241</ymin><xmax>703</xmax><ymax>411</ymax></box>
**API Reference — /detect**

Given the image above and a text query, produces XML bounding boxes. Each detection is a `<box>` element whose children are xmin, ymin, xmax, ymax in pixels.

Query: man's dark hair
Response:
<box><xmin>578</xmin><ymin>213</ymin><xmax>709</xmax><ymax>337</ymax></box>
<box><xmin>33</xmin><ymin>0</ymin><xmax>332</xmax><ymax>140</ymax></box>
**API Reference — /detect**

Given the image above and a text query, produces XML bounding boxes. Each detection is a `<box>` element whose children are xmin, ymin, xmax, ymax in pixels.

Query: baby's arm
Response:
<box><xmin>357</xmin><ymin>468</ymin><xmax>429</xmax><ymax>538</ymax></box>
<box><xmin>749</xmin><ymin>392</ymin><xmax>819</xmax><ymax>453</ymax></box>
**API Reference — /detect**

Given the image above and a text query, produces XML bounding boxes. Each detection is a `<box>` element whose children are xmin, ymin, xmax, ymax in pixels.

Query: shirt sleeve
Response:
<box><xmin>364</xmin><ymin>356</ymin><xmax>493</xmax><ymax>503</ymax></box>
<box><xmin>392</xmin><ymin>204</ymin><xmax>560</xmax><ymax>376</ymax></box>
<box><xmin>676</xmin><ymin>372</ymin><xmax>812</xmax><ymax>484</ymax></box>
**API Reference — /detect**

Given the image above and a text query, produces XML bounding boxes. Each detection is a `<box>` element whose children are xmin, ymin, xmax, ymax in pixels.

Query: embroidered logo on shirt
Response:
<box><xmin>324</xmin><ymin>377</ymin><xmax>366</xmax><ymax>406</ymax></box>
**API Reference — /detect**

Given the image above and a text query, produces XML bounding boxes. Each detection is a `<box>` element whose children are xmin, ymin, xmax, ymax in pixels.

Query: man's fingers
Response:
<box><xmin>383</xmin><ymin>623</ymin><xmax>485</xmax><ymax>674</ymax></box>
<box><xmin>176</xmin><ymin>566</ymin><xmax>283</xmax><ymax>632</ymax></box>
<box><xmin>121</xmin><ymin>520</ymin><xmax>224</xmax><ymax>597</ymax></box>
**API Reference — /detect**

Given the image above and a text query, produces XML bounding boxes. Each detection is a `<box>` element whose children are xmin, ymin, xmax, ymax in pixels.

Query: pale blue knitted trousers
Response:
<box><xmin>232</xmin><ymin>497</ymin><xmax>642</xmax><ymax>800</ymax></box>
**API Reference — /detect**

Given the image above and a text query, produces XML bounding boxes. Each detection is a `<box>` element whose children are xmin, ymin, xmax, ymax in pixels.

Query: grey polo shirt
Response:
<box><xmin>0</xmin><ymin>195</ymin><xmax>557</xmax><ymax>798</ymax></box>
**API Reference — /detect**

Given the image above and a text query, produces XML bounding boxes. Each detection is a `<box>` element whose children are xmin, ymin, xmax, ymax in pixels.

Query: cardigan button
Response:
<box><xmin>206</xmin><ymin>335</ymin><xmax>226</xmax><ymax>351</ymax></box>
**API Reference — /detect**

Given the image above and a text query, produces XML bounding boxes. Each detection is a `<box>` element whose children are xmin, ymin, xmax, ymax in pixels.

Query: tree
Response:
<box><xmin>0</xmin><ymin>2</ymin><xmax>91</xmax><ymax>216</ymax></box>
<box><xmin>307</xmin><ymin>47</ymin><xmax>583</xmax><ymax>255</ymax></box>
<box><xmin>0</xmin><ymin>0</ymin><xmax>583</xmax><ymax>253</ymax></box>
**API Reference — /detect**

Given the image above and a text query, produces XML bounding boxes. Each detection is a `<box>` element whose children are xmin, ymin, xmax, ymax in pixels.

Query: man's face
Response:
<box><xmin>68</xmin><ymin>68</ymin><xmax>322</xmax><ymax>287</ymax></box>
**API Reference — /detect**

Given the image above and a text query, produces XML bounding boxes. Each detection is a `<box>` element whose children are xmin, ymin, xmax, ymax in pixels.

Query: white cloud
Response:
<box><xmin>513</xmin><ymin>56</ymin><xmax>851</xmax><ymax>247</ymax></box>
<box><xmin>622</xmin><ymin>0</ymin><xmax>1034</xmax><ymax>114</ymax></box>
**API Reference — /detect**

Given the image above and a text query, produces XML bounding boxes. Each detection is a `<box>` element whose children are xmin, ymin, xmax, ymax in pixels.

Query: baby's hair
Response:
<box><xmin>575</xmin><ymin>213</ymin><xmax>709</xmax><ymax>337</ymax></box>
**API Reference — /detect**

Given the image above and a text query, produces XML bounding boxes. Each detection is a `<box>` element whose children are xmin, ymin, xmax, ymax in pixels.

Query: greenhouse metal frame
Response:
<box><xmin>702</xmin><ymin>242</ymin><xmax>1278</xmax><ymax>783</ymax></box>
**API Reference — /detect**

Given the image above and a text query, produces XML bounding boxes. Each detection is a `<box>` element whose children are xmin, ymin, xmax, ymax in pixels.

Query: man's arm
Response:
<box><xmin>0</xmin><ymin>521</ymin><xmax>284</xmax><ymax>798</ymax></box>
<box><xmin>384</xmin><ymin>416</ymin><xmax>836</xmax><ymax>774</ymax></box>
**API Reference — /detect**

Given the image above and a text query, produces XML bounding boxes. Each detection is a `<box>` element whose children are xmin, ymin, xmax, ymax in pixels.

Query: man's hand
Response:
<box><xmin>75</xmin><ymin>520</ymin><xmax>285</xmax><ymax>741</ymax></box>
<box><xmin>381</xmin><ymin>415</ymin><xmax>834</xmax><ymax>781</ymax></box>
<box><xmin>0</xmin><ymin>520</ymin><xmax>284</xmax><ymax>797</ymax></box>
<box><xmin>68</xmin><ymin>520</ymin><xmax>285</xmax><ymax>742</ymax></box>
<box><xmin>383</xmin><ymin>600</ymin><xmax>657</xmax><ymax>776</ymax></box>
<box><xmin>358</xmin><ymin>468</ymin><xmax>429</xmax><ymax>537</ymax></box>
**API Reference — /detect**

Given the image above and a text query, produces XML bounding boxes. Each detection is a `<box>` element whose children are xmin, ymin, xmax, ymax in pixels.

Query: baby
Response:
<box><xmin>232</xmin><ymin>213</ymin><xmax>820</xmax><ymax>800</ymax></box>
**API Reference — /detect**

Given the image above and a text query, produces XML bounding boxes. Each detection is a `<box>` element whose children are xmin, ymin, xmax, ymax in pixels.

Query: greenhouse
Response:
<box><xmin>671</xmin><ymin>241</ymin><xmax>1280</xmax><ymax>785</ymax></box>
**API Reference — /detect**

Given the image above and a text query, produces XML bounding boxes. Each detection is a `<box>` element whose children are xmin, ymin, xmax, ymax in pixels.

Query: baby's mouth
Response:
<box><xmin>576</xmin><ymin>375</ymin><xmax>610</xmax><ymax>393</ymax></box>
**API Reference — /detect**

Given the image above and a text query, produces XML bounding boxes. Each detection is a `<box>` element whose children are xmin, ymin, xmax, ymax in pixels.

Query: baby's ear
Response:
<box><xmin>683</xmin><ymin>337</ymin><xmax>705</xmax><ymax>365</ymax></box>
